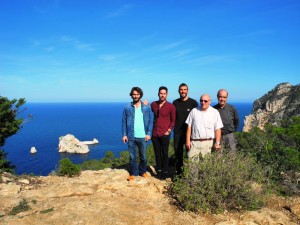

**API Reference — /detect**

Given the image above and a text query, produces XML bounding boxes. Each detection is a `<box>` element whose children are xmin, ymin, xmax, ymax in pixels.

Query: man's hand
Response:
<box><xmin>186</xmin><ymin>140</ymin><xmax>191</xmax><ymax>151</ymax></box>
<box><xmin>145</xmin><ymin>135</ymin><xmax>151</xmax><ymax>142</ymax></box>
<box><xmin>122</xmin><ymin>136</ymin><xmax>128</xmax><ymax>143</ymax></box>
<box><xmin>143</xmin><ymin>99</ymin><xmax>149</xmax><ymax>105</ymax></box>
<box><xmin>214</xmin><ymin>142</ymin><xmax>221</xmax><ymax>150</ymax></box>
<box><xmin>164</xmin><ymin>129</ymin><xmax>171</xmax><ymax>135</ymax></box>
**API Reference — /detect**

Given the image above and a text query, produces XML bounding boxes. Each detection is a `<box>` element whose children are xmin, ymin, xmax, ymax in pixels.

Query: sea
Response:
<box><xmin>3</xmin><ymin>102</ymin><xmax>253</xmax><ymax>176</ymax></box>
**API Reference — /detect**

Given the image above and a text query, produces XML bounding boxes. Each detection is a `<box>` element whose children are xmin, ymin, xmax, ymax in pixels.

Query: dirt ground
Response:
<box><xmin>1</xmin><ymin>169</ymin><xmax>299</xmax><ymax>225</ymax></box>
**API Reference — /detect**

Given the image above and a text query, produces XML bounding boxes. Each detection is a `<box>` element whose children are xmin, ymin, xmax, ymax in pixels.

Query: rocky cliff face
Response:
<box><xmin>243</xmin><ymin>82</ymin><xmax>300</xmax><ymax>132</ymax></box>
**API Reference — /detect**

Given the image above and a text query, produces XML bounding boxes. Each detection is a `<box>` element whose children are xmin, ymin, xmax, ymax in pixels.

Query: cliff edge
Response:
<box><xmin>1</xmin><ymin>169</ymin><xmax>299</xmax><ymax>225</ymax></box>
<box><xmin>243</xmin><ymin>82</ymin><xmax>300</xmax><ymax>131</ymax></box>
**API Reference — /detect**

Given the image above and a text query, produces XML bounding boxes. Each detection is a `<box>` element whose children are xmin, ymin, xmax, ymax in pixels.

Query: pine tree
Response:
<box><xmin>0</xmin><ymin>96</ymin><xmax>26</xmax><ymax>172</ymax></box>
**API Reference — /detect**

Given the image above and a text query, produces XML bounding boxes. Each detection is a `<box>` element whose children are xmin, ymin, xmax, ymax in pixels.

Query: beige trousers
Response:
<box><xmin>187</xmin><ymin>140</ymin><xmax>213</xmax><ymax>159</ymax></box>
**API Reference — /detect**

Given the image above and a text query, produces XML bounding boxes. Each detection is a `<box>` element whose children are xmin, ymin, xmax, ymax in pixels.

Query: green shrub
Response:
<box><xmin>112</xmin><ymin>151</ymin><xmax>130</xmax><ymax>167</ymax></box>
<box><xmin>40</xmin><ymin>208</ymin><xmax>54</xmax><ymax>214</ymax></box>
<box><xmin>79</xmin><ymin>140</ymin><xmax>175</xmax><ymax>171</ymax></box>
<box><xmin>57</xmin><ymin>158</ymin><xmax>81</xmax><ymax>177</ymax></box>
<box><xmin>168</xmin><ymin>152</ymin><xmax>268</xmax><ymax>214</ymax></box>
<box><xmin>236</xmin><ymin>116</ymin><xmax>300</xmax><ymax>195</ymax></box>
<box><xmin>0</xmin><ymin>150</ymin><xmax>15</xmax><ymax>173</ymax></box>
<box><xmin>101</xmin><ymin>151</ymin><xmax>115</xmax><ymax>164</ymax></box>
<box><xmin>9</xmin><ymin>199</ymin><xmax>30</xmax><ymax>215</ymax></box>
<box><xmin>80</xmin><ymin>159</ymin><xmax>111</xmax><ymax>170</ymax></box>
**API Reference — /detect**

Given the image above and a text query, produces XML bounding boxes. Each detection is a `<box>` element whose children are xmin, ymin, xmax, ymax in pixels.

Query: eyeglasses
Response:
<box><xmin>200</xmin><ymin>99</ymin><xmax>209</xmax><ymax>103</ymax></box>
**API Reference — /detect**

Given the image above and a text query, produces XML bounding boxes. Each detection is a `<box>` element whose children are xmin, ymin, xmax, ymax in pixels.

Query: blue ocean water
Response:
<box><xmin>4</xmin><ymin>102</ymin><xmax>253</xmax><ymax>176</ymax></box>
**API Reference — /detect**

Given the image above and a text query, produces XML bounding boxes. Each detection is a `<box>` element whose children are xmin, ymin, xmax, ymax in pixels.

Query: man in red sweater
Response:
<box><xmin>151</xmin><ymin>86</ymin><xmax>176</xmax><ymax>179</ymax></box>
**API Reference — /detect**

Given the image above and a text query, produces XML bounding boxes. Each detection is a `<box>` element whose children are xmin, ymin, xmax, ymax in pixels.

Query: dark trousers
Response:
<box><xmin>151</xmin><ymin>134</ymin><xmax>170</xmax><ymax>173</ymax></box>
<box><xmin>174</xmin><ymin>132</ymin><xmax>186</xmax><ymax>174</ymax></box>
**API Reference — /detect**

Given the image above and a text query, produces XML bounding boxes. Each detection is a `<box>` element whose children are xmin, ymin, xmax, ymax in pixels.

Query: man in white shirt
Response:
<box><xmin>185</xmin><ymin>94</ymin><xmax>223</xmax><ymax>158</ymax></box>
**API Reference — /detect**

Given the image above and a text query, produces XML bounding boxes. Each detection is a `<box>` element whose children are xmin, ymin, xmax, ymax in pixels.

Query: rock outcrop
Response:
<box><xmin>30</xmin><ymin>147</ymin><xmax>37</xmax><ymax>154</ymax></box>
<box><xmin>0</xmin><ymin>169</ymin><xmax>299</xmax><ymax>225</ymax></box>
<box><xmin>80</xmin><ymin>138</ymin><xmax>99</xmax><ymax>145</ymax></box>
<box><xmin>243</xmin><ymin>82</ymin><xmax>300</xmax><ymax>131</ymax></box>
<box><xmin>58</xmin><ymin>134</ymin><xmax>98</xmax><ymax>154</ymax></box>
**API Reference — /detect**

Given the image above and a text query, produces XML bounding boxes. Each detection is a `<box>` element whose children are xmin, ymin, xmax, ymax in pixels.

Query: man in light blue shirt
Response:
<box><xmin>122</xmin><ymin>87</ymin><xmax>153</xmax><ymax>181</ymax></box>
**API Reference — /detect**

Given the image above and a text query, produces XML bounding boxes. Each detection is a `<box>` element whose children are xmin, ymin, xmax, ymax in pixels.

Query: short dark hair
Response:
<box><xmin>130</xmin><ymin>87</ymin><xmax>143</xmax><ymax>98</ymax></box>
<box><xmin>178</xmin><ymin>83</ymin><xmax>188</xmax><ymax>90</ymax></box>
<box><xmin>158</xmin><ymin>86</ymin><xmax>168</xmax><ymax>93</ymax></box>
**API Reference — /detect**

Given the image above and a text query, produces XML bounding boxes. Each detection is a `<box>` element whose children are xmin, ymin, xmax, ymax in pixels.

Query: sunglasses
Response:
<box><xmin>200</xmin><ymin>99</ymin><xmax>209</xmax><ymax>103</ymax></box>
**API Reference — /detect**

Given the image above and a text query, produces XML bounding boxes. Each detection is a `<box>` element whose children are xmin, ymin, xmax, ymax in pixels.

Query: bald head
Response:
<box><xmin>200</xmin><ymin>94</ymin><xmax>211</xmax><ymax>111</ymax></box>
<box><xmin>217</xmin><ymin>89</ymin><xmax>228</xmax><ymax>107</ymax></box>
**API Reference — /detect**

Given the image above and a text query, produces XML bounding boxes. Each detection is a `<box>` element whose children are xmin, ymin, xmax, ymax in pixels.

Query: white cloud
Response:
<box><xmin>31</xmin><ymin>36</ymin><xmax>95</xmax><ymax>52</ymax></box>
<box><xmin>104</xmin><ymin>4</ymin><xmax>133</xmax><ymax>19</ymax></box>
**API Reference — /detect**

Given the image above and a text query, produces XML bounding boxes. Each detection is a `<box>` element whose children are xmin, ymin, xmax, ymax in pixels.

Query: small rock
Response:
<box><xmin>30</xmin><ymin>147</ymin><xmax>37</xmax><ymax>154</ymax></box>
<box><xmin>18</xmin><ymin>179</ymin><xmax>30</xmax><ymax>184</ymax></box>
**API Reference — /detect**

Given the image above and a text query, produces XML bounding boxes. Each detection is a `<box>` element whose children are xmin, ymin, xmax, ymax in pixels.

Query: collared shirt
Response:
<box><xmin>213</xmin><ymin>103</ymin><xmax>239</xmax><ymax>133</ymax></box>
<box><xmin>185</xmin><ymin>106</ymin><xmax>223</xmax><ymax>139</ymax></box>
<box><xmin>151</xmin><ymin>100</ymin><xmax>176</xmax><ymax>137</ymax></box>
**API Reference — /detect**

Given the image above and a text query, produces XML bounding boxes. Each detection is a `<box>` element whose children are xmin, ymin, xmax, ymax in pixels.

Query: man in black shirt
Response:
<box><xmin>213</xmin><ymin>89</ymin><xmax>239</xmax><ymax>154</ymax></box>
<box><xmin>173</xmin><ymin>83</ymin><xmax>198</xmax><ymax>175</ymax></box>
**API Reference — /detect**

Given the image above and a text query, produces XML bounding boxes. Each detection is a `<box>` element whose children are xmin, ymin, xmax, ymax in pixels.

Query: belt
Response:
<box><xmin>222</xmin><ymin>131</ymin><xmax>233</xmax><ymax>135</ymax></box>
<box><xmin>191</xmin><ymin>138</ymin><xmax>212</xmax><ymax>142</ymax></box>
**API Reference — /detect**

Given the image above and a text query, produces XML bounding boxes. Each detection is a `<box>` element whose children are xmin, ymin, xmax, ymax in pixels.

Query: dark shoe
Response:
<box><xmin>156</xmin><ymin>170</ymin><xmax>162</xmax><ymax>179</ymax></box>
<box><xmin>160</xmin><ymin>172</ymin><xmax>168</xmax><ymax>180</ymax></box>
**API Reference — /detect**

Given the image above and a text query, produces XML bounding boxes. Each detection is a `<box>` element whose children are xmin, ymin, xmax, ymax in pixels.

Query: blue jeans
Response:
<box><xmin>128</xmin><ymin>138</ymin><xmax>147</xmax><ymax>176</ymax></box>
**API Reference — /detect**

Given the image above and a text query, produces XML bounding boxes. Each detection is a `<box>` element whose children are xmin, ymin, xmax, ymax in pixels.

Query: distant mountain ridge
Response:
<box><xmin>243</xmin><ymin>82</ymin><xmax>300</xmax><ymax>131</ymax></box>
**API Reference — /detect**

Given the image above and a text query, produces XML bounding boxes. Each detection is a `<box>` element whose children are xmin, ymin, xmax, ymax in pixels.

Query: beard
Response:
<box><xmin>132</xmin><ymin>97</ymin><xmax>141</xmax><ymax>103</ymax></box>
<box><xmin>180</xmin><ymin>93</ymin><xmax>187</xmax><ymax>98</ymax></box>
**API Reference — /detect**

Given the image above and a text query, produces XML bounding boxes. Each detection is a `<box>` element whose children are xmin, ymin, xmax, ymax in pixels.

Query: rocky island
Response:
<box><xmin>58</xmin><ymin>134</ymin><xmax>99</xmax><ymax>154</ymax></box>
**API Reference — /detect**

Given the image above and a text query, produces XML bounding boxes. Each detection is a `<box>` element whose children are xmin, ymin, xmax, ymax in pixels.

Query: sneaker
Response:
<box><xmin>141</xmin><ymin>173</ymin><xmax>149</xmax><ymax>178</ymax></box>
<box><xmin>127</xmin><ymin>175</ymin><xmax>135</xmax><ymax>181</ymax></box>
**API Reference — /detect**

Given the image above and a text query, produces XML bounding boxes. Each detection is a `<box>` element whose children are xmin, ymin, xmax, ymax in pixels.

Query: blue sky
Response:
<box><xmin>0</xmin><ymin>0</ymin><xmax>299</xmax><ymax>103</ymax></box>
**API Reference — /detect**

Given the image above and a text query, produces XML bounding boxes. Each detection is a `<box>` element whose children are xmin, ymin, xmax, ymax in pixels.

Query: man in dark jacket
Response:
<box><xmin>213</xmin><ymin>89</ymin><xmax>239</xmax><ymax>154</ymax></box>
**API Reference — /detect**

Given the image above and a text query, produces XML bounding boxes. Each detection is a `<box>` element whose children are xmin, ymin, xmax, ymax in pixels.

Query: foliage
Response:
<box><xmin>80</xmin><ymin>151</ymin><xmax>126</xmax><ymax>170</ymax></box>
<box><xmin>80</xmin><ymin>159</ymin><xmax>111</xmax><ymax>170</ymax></box>
<box><xmin>236</xmin><ymin>116</ymin><xmax>300</xmax><ymax>195</ymax></box>
<box><xmin>80</xmin><ymin>141</ymin><xmax>176</xmax><ymax>171</ymax></box>
<box><xmin>0</xmin><ymin>97</ymin><xmax>26</xmax><ymax>147</ymax></box>
<box><xmin>168</xmin><ymin>152</ymin><xmax>268</xmax><ymax>214</ymax></box>
<box><xmin>0</xmin><ymin>97</ymin><xmax>26</xmax><ymax>173</ymax></box>
<box><xmin>8</xmin><ymin>199</ymin><xmax>31</xmax><ymax>215</ymax></box>
<box><xmin>40</xmin><ymin>208</ymin><xmax>54</xmax><ymax>214</ymax></box>
<box><xmin>57</xmin><ymin>158</ymin><xmax>81</xmax><ymax>177</ymax></box>
<box><xmin>0</xmin><ymin>150</ymin><xmax>15</xmax><ymax>173</ymax></box>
